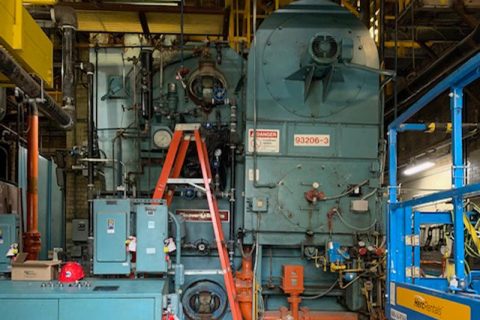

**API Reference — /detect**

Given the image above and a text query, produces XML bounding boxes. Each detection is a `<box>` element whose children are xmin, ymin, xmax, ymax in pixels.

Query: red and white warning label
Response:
<box><xmin>176</xmin><ymin>209</ymin><xmax>230</xmax><ymax>222</ymax></box>
<box><xmin>293</xmin><ymin>134</ymin><xmax>330</xmax><ymax>147</ymax></box>
<box><xmin>248</xmin><ymin>129</ymin><xmax>280</xmax><ymax>153</ymax></box>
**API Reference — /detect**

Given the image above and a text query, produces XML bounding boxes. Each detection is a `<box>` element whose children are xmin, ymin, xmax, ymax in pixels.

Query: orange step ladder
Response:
<box><xmin>152</xmin><ymin>124</ymin><xmax>243</xmax><ymax>320</ymax></box>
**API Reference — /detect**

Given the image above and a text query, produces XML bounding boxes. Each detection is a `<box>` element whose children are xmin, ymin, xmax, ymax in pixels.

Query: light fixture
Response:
<box><xmin>403</xmin><ymin>161</ymin><xmax>435</xmax><ymax>176</ymax></box>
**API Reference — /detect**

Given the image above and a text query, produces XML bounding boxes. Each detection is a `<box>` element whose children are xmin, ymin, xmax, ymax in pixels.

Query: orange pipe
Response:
<box><xmin>235</xmin><ymin>250</ymin><xmax>253</xmax><ymax>320</ymax></box>
<box><xmin>23</xmin><ymin>104</ymin><xmax>41</xmax><ymax>260</ymax></box>
<box><xmin>288</xmin><ymin>293</ymin><xmax>301</xmax><ymax>320</ymax></box>
<box><xmin>263</xmin><ymin>310</ymin><xmax>358</xmax><ymax>320</ymax></box>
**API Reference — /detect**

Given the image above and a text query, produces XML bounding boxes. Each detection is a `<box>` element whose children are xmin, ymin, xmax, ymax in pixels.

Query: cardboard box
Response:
<box><xmin>11</xmin><ymin>253</ymin><xmax>61</xmax><ymax>281</ymax></box>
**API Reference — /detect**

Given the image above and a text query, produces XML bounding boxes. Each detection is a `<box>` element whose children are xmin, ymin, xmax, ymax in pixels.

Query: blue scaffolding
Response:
<box><xmin>387</xmin><ymin>53</ymin><xmax>480</xmax><ymax>320</ymax></box>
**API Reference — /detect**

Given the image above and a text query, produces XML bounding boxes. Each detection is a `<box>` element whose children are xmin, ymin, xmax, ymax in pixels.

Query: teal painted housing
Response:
<box><xmin>240</xmin><ymin>0</ymin><xmax>384</xmax><ymax>315</ymax></box>
<box><xmin>0</xmin><ymin>279</ymin><xmax>166</xmax><ymax>320</ymax></box>
<box><xmin>18</xmin><ymin>147</ymin><xmax>64</xmax><ymax>259</ymax></box>
<box><xmin>136</xmin><ymin>204</ymin><xmax>168</xmax><ymax>273</ymax></box>
<box><xmin>93</xmin><ymin>199</ymin><xmax>132</xmax><ymax>275</ymax></box>
<box><xmin>244</xmin><ymin>0</ymin><xmax>381</xmax><ymax>246</ymax></box>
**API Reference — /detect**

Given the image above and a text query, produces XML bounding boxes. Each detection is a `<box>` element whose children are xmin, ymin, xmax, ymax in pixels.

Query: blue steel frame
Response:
<box><xmin>387</xmin><ymin>53</ymin><xmax>480</xmax><ymax>319</ymax></box>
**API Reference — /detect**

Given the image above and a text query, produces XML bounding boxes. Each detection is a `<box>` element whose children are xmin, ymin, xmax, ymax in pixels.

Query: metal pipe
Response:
<box><xmin>229</xmin><ymin>99</ymin><xmax>237</xmax><ymax>266</ymax></box>
<box><xmin>0</xmin><ymin>47</ymin><xmax>73</xmax><ymax>128</ymax></box>
<box><xmin>140</xmin><ymin>49</ymin><xmax>154</xmax><ymax>120</ymax></box>
<box><xmin>379</xmin><ymin>0</ymin><xmax>385</xmax><ymax>64</ymax></box>
<box><xmin>54</xmin><ymin>6</ymin><xmax>78</xmax><ymax>122</ymax></box>
<box><xmin>252</xmin><ymin>0</ymin><xmax>275</xmax><ymax>189</ymax></box>
<box><xmin>24</xmin><ymin>102</ymin><xmax>41</xmax><ymax>260</ymax></box>
<box><xmin>61</xmin><ymin>26</ymin><xmax>75</xmax><ymax>115</ymax></box>
<box><xmin>78</xmin><ymin>62</ymin><xmax>95</xmax><ymax>274</ymax></box>
<box><xmin>451</xmin><ymin>87</ymin><xmax>466</xmax><ymax>283</ymax></box>
<box><xmin>168</xmin><ymin>211</ymin><xmax>182</xmax><ymax>265</ymax></box>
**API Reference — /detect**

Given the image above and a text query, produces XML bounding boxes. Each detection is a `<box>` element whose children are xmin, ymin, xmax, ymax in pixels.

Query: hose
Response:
<box><xmin>334</xmin><ymin>208</ymin><xmax>377</xmax><ymax>232</ymax></box>
<box><xmin>301</xmin><ymin>280</ymin><xmax>338</xmax><ymax>300</ymax></box>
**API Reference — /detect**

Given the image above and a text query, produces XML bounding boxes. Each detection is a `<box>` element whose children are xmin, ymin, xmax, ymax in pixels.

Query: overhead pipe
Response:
<box><xmin>0</xmin><ymin>47</ymin><xmax>73</xmax><ymax>129</ymax></box>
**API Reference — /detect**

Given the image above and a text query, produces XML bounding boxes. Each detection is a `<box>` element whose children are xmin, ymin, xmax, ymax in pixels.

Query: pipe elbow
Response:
<box><xmin>53</xmin><ymin>5</ymin><xmax>78</xmax><ymax>29</ymax></box>
<box><xmin>61</xmin><ymin>104</ymin><xmax>76</xmax><ymax>130</ymax></box>
<box><xmin>78</xmin><ymin>62</ymin><xmax>95</xmax><ymax>75</ymax></box>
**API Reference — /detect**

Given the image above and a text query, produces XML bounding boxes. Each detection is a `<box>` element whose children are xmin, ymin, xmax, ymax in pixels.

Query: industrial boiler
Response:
<box><xmin>0</xmin><ymin>1</ymin><xmax>386</xmax><ymax>320</ymax></box>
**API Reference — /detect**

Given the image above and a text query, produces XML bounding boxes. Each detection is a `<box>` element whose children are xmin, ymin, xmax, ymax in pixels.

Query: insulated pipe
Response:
<box><xmin>52</xmin><ymin>6</ymin><xmax>78</xmax><ymax>125</ymax></box>
<box><xmin>61</xmin><ymin>26</ymin><xmax>75</xmax><ymax>113</ymax></box>
<box><xmin>140</xmin><ymin>49</ymin><xmax>154</xmax><ymax>119</ymax></box>
<box><xmin>24</xmin><ymin>103</ymin><xmax>41</xmax><ymax>260</ymax></box>
<box><xmin>0</xmin><ymin>47</ymin><xmax>73</xmax><ymax>128</ymax></box>
<box><xmin>54</xmin><ymin>6</ymin><xmax>78</xmax><ymax>118</ymax></box>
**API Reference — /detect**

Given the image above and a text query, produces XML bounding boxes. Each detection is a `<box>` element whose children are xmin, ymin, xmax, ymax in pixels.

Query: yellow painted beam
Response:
<box><xmin>0</xmin><ymin>0</ymin><xmax>53</xmax><ymax>87</ymax></box>
<box><xmin>341</xmin><ymin>0</ymin><xmax>360</xmax><ymax>17</ymax></box>
<box><xmin>77</xmin><ymin>10</ymin><xmax>224</xmax><ymax>35</ymax></box>
<box><xmin>23</xmin><ymin>0</ymin><xmax>57</xmax><ymax>4</ymax></box>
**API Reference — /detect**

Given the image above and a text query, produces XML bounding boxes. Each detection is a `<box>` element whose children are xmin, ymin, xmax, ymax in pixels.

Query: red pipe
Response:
<box><xmin>23</xmin><ymin>103</ymin><xmax>41</xmax><ymax>260</ymax></box>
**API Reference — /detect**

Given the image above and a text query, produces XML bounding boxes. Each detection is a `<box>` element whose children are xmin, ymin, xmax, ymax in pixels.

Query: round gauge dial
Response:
<box><xmin>153</xmin><ymin>129</ymin><xmax>172</xmax><ymax>149</ymax></box>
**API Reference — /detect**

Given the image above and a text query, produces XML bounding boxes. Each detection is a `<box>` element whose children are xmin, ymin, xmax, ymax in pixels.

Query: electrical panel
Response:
<box><xmin>72</xmin><ymin>219</ymin><xmax>88</xmax><ymax>242</ymax></box>
<box><xmin>0</xmin><ymin>214</ymin><xmax>19</xmax><ymax>273</ymax></box>
<box><xmin>93</xmin><ymin>199</ymin><xmax>132</xmax><ymax>275</ymax></box>
<box><xmin>136</xmin><ymin>204</ymin><xmax>168</xmax><ymax>273</ymax></box>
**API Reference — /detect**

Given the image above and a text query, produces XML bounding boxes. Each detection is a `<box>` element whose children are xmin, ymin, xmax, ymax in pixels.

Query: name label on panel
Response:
<box><xmin>397</xmin><ymin>286</ymin><xmax>470</xmax><ymax>320</ymax></box>
<box><xmin>176</xmin><ymin>209</ymin><xmax>230</xmax><ymax>223</ymax></box>
<box><xmin>294</xmin><ymin>134</ymin><xmax>330</xmax><ymax>147</ymax></box>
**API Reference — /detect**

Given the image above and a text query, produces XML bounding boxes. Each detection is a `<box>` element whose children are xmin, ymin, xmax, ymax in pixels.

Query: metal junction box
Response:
<box><xmin>93</xmin><ymin>199</ymin><xmax>132</xmax><ymax>275</ymax></box>
<box><xmin>0</xmin><ymin>214</ymin><xmax>19</xmax><ymax>273</ymax></box>
<box><xmin>136</xmin><ymin>204</ymin><xmax>168</xmax><ymax>273</ymax></box>
<box><xmin>72</xmin><ymin>219</ymin><xmax>89</xmax><ymax>242</ymax></box>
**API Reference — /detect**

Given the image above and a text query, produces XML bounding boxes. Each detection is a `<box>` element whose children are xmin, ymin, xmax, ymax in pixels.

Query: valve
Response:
<box><xmin>304</xmin><ymin>182</ymin><xmax>325</xmax><ymax>204</ymax></box>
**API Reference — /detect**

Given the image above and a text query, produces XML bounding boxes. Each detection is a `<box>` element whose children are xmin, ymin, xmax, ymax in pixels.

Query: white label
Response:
<box><xmin>248</xmin><ymin>169</ymin><xmax>260</xmax><ymax>181</ymax></box>
<box><xmin>390</xmin><ymin>309</ymin><xmax>407</xmax><ymax>320</ymax></box>
<box><xmin>107</xmin><ymin>219</ymin><xmax>115</xmax><ymax>234</ymax></box>
<box><xmin>294</xmin><ymin>134</ymin><xmax>330</xmax><ymax>147</ymax></box>
<box><xmin>390</xmin><ymin>282</ymin><xmax>396</xmax><ymax>306</ymax></box>
<box><xmin>146</xmin><ymin>247</ymin><xmax>156</xmax><ymax>255</ymax></box>
<box><xmin>248</xmin><ymin>129</ymin><xmax>280</xmax><ymax>153</ymax></box>
<box><xmin>148</xmin><ymin>221</ymin><xmax>155</xmax><ymax>229</ymax></box>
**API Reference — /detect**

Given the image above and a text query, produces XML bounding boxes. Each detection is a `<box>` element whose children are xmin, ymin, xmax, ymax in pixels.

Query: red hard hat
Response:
<box><xmin>59</xmin><ymin>262</ymin><xmax>85</xmax><ymax>283</ymax></box>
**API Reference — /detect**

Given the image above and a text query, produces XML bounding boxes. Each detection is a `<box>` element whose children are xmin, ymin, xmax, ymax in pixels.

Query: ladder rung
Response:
<box><xmin>167</xmin><ymin>178</ymin><xmax>211</xmax><ymax>184</ymax></box>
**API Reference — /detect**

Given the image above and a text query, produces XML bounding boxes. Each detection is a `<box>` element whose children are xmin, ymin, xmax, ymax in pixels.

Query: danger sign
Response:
<box><xmin>248</xmin><ymin>129</ymin><xmax>280</xmax><ymax>153</ymax></box>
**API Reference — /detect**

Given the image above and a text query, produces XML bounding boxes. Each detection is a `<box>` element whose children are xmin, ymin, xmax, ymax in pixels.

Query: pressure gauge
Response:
<box><xmin>153</xmin><ymin>128</ymin><xmax>172</xmax><ymax>149</ymax></box>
